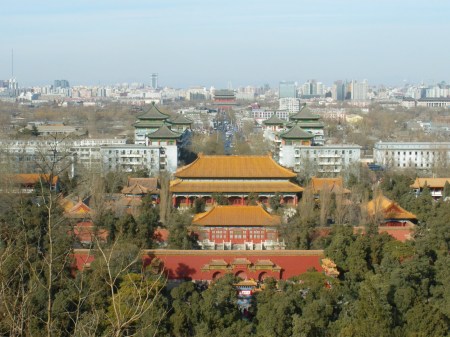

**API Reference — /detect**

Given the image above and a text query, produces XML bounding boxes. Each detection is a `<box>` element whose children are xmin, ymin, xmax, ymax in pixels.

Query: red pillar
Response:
<box><xmin>185</xmin><ymin>196</ymin><xmax>189</xmax><ymax>207</ymax></box>
<box><xmin>294</xmin><ymin>195</ymin><xmax>298</xmax><ymax>206</ymax></box>
<box><xmin>172</xmin><ymin>196</ymin><xmax>176</xmax><ymax>207</ymax></box>
<box><xmin>241</xmin><ymin>196</ymin><xmax>244</xmax><ymax>205</ymax></box>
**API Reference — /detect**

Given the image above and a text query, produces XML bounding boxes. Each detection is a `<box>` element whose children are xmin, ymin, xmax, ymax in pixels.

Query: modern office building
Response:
<box><xmin>279</xmin><ymin>81</ymin><xmax>297</xmax><ymax>99</ymax></box>
<box><xmin>351</xmin><ymin>80</ymin><xmax>369</xmax><ymax>101</ymax></box>
<box><xmin>331</xmin><ymin>81</ymin><xmax>346</xmax><ymax>101</ymax></box>
<box><xmin>151</xmin><ymin>73</ymin><xmax>158</xmax><ymax>89</ymax></box>
<box><xmin>54</xmin><ymin>80</ymin><xmax>70</xmax><ymax>88</ymax></box>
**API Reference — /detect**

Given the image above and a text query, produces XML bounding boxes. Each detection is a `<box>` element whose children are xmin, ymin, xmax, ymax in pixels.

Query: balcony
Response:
<box><xmin>318</xmin><ymin>161</ymin><xmax>342</xmax><ymax>166</ymax></box>
<box><xmin>318</xmin><ymin>154</ymin><xmax>341</xmax><ymax>158</ymax></box>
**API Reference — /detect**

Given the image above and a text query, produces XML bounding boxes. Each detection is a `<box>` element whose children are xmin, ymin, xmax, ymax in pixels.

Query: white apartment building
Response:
<box><xmin>280</xmin><ymin>144</ymin><xmax>361</xmax><ymax>176</ymax></box>
<box><xmin>0</xmin><ymin>137</ymin><xmax>178</xmax><ymax>176</ymax></box>
<box><xmin>252</xmin><ymin>109</ymin><xmax>292</xmax><ymax>124</ymax></box>
<box><xmin>373</xmin><ymin>142</ymin><xmax>450</xmax><ymax>170</ymax></box>
<box><xmin>279</xmin><ymin>97</ymin><xmax>301</xmax><ymax>113</ymax></box>
<box><xmin>100</xmin><ymin>142</ymin><xmax>177</xmax><ymax>174</ymax></box>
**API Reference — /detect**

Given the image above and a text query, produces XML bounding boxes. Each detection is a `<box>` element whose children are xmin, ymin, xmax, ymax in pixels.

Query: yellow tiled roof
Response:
<box><xmin>128</xmin><ymin>177</ymin><xmax>158</xmax><ymax>190</ymax></box>
<box><xmin>175</xmin><ymin>154</ymin><xmax>297</xmax><ymax>178</ymax></box>
<box><xmin>192</xmin><ymin>205</ymin><xmax>281</xmax><ymax>227</ymax></box>
<box><xmin>10</xmin><ymin>174</ymin><xmax>59</xmax><ymax>185</ymax></box>
<box><xmin>366</xmin><ymin>195</ymin><xmax>417</xmax><ymax>220</ymax></box>
<box><xmin>121</xmin><ymin>183</ymin><xmax>149</xmax><ymax>194</ymax></box>
<box><xmin>310</xmin><ymin>177</ymin><xmax>350</xmax><ymax>194</ymax></box>
<box><xmin>410</xmin><ymin>178</ymin><xmax>450</xmax><ymax>189</ymax></box>
<box><xmin>170</xmin><ymin>180</ymin><xmax>303</xmax><ymax>193</ymax></box>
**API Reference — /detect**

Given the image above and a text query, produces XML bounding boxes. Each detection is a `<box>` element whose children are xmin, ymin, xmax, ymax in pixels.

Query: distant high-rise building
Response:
<box><xmin>301</xmin><ymin>80</ymin><xmax>324</xmax><ymax>97</ymax></box>
<box><xmin>54</xmin><ymin>80</ymin><xmax>70</xmax><ymax>88</ymax></box>
<box><xmin>151</xmin><ymin>73</ymin><xmax>158</xmax><ymax>89</ymax></box>
<box><xmin>279</xmin><ymin>81</ymin><xmax>297</xmax><ymax>98</ymax></box>
<box><xmin>351</xmin><ymin>80</ymin><xmax>369</xmax><ymax>101</ymax></box>
<box><xmin>332</xmin><ymin>81</ymin><xmax>346</xmax><ymax>101</ymax></box>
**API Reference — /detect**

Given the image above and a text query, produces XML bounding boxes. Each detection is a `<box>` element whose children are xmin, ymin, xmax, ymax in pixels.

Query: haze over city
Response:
<box><xmin>2</xmin><ymin>0</ymin><xmax>450</xmax><ymax>87</ymax></box>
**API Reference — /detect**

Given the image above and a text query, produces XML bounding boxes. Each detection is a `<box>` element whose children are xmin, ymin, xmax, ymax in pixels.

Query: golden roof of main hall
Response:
<box><xmin>192</xmin><ymin>205</ymin><xmax>281</xmax><ymax>227</ymax></box>
<box><xmin>366</xmin><ymin>194</ymin><xmax>417</xmax><ymax>220</ymax></box>
<box><xmin>175</xmin><ymin>154</ymin><xmax>297</xmax><ymax>179</ymax></box>
<box><xmin>170</xmin><ymin>180</ymin><xmax>303</xmax><ymax>193</ymax></box>
<box><xmin>410</xmin><ymin>178</ymin><xmax>450</xmax><ymax>189</ymax></box>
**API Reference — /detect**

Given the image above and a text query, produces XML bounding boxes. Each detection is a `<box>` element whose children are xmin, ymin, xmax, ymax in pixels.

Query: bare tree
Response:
<box><xmin>96</xmin><ymin>237</ymin><xmax>166</xmax><ymax>337</ymax></box>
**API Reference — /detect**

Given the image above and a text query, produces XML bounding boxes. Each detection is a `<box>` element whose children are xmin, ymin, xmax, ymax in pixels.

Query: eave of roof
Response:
<box><xmin>175</xmin><ymin>154</ymin><xmax>297</xmax><ymax>178</ymax></box>
<box><xmin>170</xmin><ymin>180</ymin><xmax>303</xmax><ymax>193</ymax></box>
<box><xmin>169</xmin><ymin>115</ymin><xmax>194</xmax><ymax>125</ymax></box>
<box><xmin>192</xmin><ymin>205</ymin><xmax>281</xmax><ymax>227</ymax></box>
<box><xmin>410</xmin><ymin>178</ymin><xmax>450</xmax><ymax>189</ymax></box>
<box><xmin>136</xmin><ymin>102</ymin><xmax>170</xmax><ymax>120</ymax></box>
<box><xmin>279</xmin><ymin>125</ymin><xmax>314</xmax><ymax>139</ymax></box>
<box><xmin>147</xmin><ymin>125</ymin><xmax>182</xmax><ymax>139</ymax></box>
<box><xmin>263</xmin><ymin>114</ymin><xmax>285</xmax><ymax>125</ymax></box>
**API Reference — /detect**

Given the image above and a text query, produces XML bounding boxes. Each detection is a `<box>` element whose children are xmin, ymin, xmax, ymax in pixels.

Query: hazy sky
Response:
<box><xmin>2</xmin><ymin>0</ymin><xmax>449</xmax><ymax>88</ymax></box>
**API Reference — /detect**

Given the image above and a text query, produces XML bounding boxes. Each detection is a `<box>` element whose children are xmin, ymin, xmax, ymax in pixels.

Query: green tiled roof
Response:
<box><xmin>279</xmin><ymin>125</ymin><xmax>314</xmax><ymax>139</ymax></box>
<box><xmin>137</xmin><ymin>102</ymin><xmax>170</xmax><ymax>120</ymax></box>
<box><xmin>263</xmin><ymin>114</ymin><xmax>285</xmax><ymax>125</ymax></box>
<box><xmin>147</xmin><ymin>125</ymin><xmax>182</xmax><ymax>139</ymax></box>
<box><xmin>289</xmin><ymin>105</ymin><xmax>320</xmax><ymax>121</ymax></box>
<box><xmin>287</xmin><ymin>121</ymin><xmax>324</xmax><ymax>128</ymax></box>
<box><xmin>169</xmin><ymin>114</ymin><xmax>194</xmax><ymax>125</ymax></box>
<box><xmin>134</xmin><ymin>120</ymin><xmax>165</xmax><ymax>128</ymax></box>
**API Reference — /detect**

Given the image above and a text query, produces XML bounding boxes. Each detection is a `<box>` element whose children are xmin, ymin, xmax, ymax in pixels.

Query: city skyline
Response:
<box><xmin>2</xmin><ymin>0</ymin><xmax>450</xmax><ymax>88</ymax></box>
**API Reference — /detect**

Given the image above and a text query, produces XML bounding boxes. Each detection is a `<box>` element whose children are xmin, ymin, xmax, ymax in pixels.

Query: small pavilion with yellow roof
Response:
<box><xmin>410</xmin><ymin>177</ymin><xmax>450</xmax><ymax>199</ymax></box>
<box><xmin>309</xmin><ymin>176</ymin><xmax>351</xmax><ymax>198</ymax></box>
<box><xmin>170</xmin><ymin>154</ymin><xmax>303</xmax><ymax>208</ymax></box>
<box><xmin>366</xmin><ymin>194</ymin><xmax>417</xmax><ymax>226</ymax></box>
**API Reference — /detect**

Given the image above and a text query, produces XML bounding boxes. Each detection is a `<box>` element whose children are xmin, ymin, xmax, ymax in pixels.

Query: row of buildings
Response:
<box><xmin>3</xmin><ymin>102</ymin><xmax>450</xmax><ymax>178</ymax></box>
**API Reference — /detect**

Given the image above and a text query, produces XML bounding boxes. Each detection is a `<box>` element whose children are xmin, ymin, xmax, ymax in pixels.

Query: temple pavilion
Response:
<box><xmin>134</xmin><ymin>102</ymin><xmax>193</xmax><ymax>145</ymax></box>
<box><xmin>170</xmin><ymin>154</ymin><xmax>303</xmax><ymax>208</ymax></box>
<box><xmin>191</xmin><ymin>205</ymin><xmax>284</xmax><ymax>250</ymax></box>
<box><xmin>286</xmin><ymin>107</ymin><xmax>325</xmax><ymax>145</ymax></box>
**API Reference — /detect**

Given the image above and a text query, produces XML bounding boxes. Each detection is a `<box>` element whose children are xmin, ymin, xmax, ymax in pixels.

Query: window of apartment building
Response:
<box><xmin>349</xmin><ymin>150</ymin><xmax>352</xmax><ymax>154</ymax></box>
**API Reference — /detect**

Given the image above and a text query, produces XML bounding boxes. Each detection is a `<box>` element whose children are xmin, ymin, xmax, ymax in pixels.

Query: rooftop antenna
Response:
<box><xmin>11</xmin><ymin>49</ymin><xmax>14</xmax><ymax>78</ymax></box>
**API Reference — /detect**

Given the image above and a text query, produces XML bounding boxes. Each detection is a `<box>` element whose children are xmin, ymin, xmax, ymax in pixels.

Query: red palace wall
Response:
<box><xmin>142</xmin><ymin>249</ymin><xmax>324</xmax><ymax>281</ymax></box>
